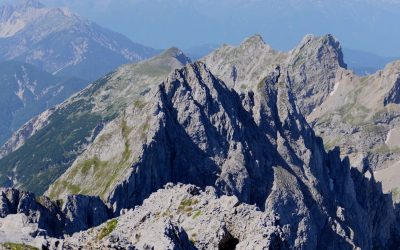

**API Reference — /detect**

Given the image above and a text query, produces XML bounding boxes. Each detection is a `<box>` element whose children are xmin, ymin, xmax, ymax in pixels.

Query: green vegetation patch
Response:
<box><xmin>77</xmin><ymin>157</ymin><xmax>108</xmax><ymax>175</ymax></box>
<box><xmin>133</xmin><ymin>99</ymin><xmax>147</xmax><ymax>109</ymax></box>
<box><xmin>180</xmin><ymin>198</ymin><xmax>199</xmax><ymax>207</ymax></box>
<box><xmin>49</xmin><ymin>115</ymin><xmax>137</xmax><ymax>200</ymax></box>
<box><xmin>0</xmin><ymin>99</ymin><xmax>104</xmax><ymax>195</ymax></box>
<box><xmin>178</xmin><ymin>198</ymin><xmax>199</xmax><ymax>215</ymax></box>
<box><xmin>192</xmin><ymin>210</ymin><xmax>202</xmax><ymax>219</ymax></box>
<box><xmin>391</xmin><ymin>187</ymin><xmax>400</xmax><ymax>201</ymax></box>
<box><xmin>135</xmin><ymin>61</ymin><xmax>171</xmax><ymax>77</ymax></box>
<box><xmin>372</xmin><ymin>108</ymin><xmax>388</xmax><ymax>121</ymax></box>
<box><xmin>97</xmin><ymin>219</ymin><xmax>118</xmax><ymax>240</ymax></box>
<box><xmin>121</xmin><ymin>116</ymin><xmax>133</xmax><ymax>161</ymax></box>
<box><xmin>1</xmin><ymin>242</ymin><xmax>38</xmax><ymax>250</ymax></box>
<box><xmin>336</xmin><ymin>80</ymin><xmax>370</xmax><ymax>126</ymax></box>
<box><xmin>257</xmin><ymin>78</ymin><xmax>266</xmax><ymax>90</ymax></box>
<box><xmin>323</xmin><ymin>137</ymin><xmax>341</xmax><ymax>151</ymax></box>
<box><xmin>139</xmin><ymin>116</ymin><xmax>151</xmax><ymax>141</ymax></box>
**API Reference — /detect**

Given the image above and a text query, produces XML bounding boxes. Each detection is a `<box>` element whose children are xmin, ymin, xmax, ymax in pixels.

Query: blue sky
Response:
<box><xmin>4</xmin><ymin>0</ymin><xmax>400</xmax><ymax>56</ymax></box>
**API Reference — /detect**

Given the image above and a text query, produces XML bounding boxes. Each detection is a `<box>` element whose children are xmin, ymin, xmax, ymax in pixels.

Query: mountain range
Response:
<box><xmin>185</xmin><ymin>43</ymin><xmax>398</xmax><ymax>76</ymax></box>
<box><xmin>61</xmin><ymin>0</ymin><xmax>400</xmax><ymax>58</ymax></box>
<box><xmin>0</xmin><ymin>0</ymin><xmax>160</xmax><ymax>156</ymax></box>
<box><xmin>0</xmin><ymin>33</ymin><xmax>400</xmax><ymax>249</ymax></box>
<box><xmin>0</xmin><ymin>0</ymin><xmax>159</xmax><ymax>81</ymax></box>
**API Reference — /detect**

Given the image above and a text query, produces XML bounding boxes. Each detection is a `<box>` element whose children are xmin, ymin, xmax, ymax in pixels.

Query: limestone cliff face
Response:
<box><xmin>48</xmin><ymin>62</ymin><xmax>399</xmax><ymax>249</ymax></box>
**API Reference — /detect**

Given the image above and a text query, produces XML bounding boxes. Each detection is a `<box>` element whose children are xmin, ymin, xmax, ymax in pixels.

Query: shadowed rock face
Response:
<box><xmin>48</xmin><ymin>61</ymin><xmax>400</xmax><ymax>249</ymax></box>
<box><xmin>0</xmin><ymin>188</ymin><xmax>111</xmax><ymax>238</ymax></box>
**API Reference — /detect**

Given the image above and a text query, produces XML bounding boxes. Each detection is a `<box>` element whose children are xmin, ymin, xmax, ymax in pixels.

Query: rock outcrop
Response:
<box><xmin>0</xmin><ymin>188</ymin><xmax>112</xmax><ymax>235</ymax></box>
<box><xmin>0</xmin><ymin>188</ymin><xmax>64</xmax><ymax>237</ymax></box>
<box><xmin>62</xmin><ymin>184</ymin><xmax>287</xmax><ymax>249</ymax></box>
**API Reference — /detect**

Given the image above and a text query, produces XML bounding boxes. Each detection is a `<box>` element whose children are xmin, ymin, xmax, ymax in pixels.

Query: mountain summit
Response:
<box><xmin>0</xmin><ymin>0</ymin><xmax>158</xmax><ymax>81</ymax></box>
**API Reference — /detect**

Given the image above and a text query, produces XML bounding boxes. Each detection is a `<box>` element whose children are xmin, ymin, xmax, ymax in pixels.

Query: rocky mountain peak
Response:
<box><xmin>239</xmin><ymin>34</ymin><xmax>273</xmax><ymax>51</ymax></box>
<box><xmin>160</xmin><ymin>47</ymin><xmax>191</xmax><ymax>65</ymax></box>
<box><xmin>242</xmin><ymin>34</ymin><xmax>265</xmax><ymax>45</ymax></box>
<box><xmin>1</xmin><ymin>32</ymin><xmax>400</xmax><ymax>249</ymax></box>
<box><xmin>382</xmin><ymin>60</ymin><xmax>400</xmax><ymax>73</ymax></box>
<box><xmin>294</xmin><ymin>33</ymin><xmax>347</xmax><ymax>69</ymax></box>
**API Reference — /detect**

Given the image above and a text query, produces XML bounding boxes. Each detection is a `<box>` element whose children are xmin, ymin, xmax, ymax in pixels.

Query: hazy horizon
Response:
<box><xmin>2</xmin><ymin>0</ymin><xmax>400</xmax><ymax>57</ymax></box>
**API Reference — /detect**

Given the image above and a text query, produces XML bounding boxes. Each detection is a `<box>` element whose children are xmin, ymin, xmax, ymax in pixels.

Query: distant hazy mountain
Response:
<box><xmin>50</xmin><ymin>0</ymin><xmax>400</xmax><ymax>57</ymax></box>
<box><xmin>0</xmin><ymin>0</ymin><xmax>159</xmax><ymax>81</ymax></box>
<box><xmin>343</xmin><ymin>48</ymin><xmax>399</xmax><ymax>75</ymax></box>
<box><xmin>0</xmin><ymin>60</ymin><xmax>86</xmax><ymax>145</ymax></box>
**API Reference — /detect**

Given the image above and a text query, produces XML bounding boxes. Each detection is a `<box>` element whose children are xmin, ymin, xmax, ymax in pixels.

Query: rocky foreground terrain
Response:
<box><xmin>0</xmin><ymin>34</ymin><xmax>400</xmax><ymax>249</ymax></box>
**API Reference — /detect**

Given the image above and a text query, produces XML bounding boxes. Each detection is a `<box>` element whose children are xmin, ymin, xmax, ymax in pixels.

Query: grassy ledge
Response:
<box><xmin>97</xmin><ymin>219</ymin><xmax>118</xmax><ymax>240</ymax></box>
<box><xmin>1</xmin><ymin>243</ymin><xmax>38</xmax><ymax>250</ymax></box>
